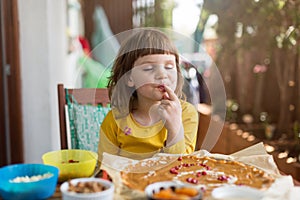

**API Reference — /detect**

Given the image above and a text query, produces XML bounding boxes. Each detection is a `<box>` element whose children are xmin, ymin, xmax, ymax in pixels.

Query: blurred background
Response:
<box><xmin>1</xmin><ymin>0</ymin><xmax>300</xmax><ymax>181</ymax></box>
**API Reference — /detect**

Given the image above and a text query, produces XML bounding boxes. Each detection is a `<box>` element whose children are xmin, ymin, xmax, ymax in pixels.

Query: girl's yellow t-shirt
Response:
<box><xmin>98</xmin><ymin>100</ymin><xmax>198</xmax><ymax>160</ymax></box>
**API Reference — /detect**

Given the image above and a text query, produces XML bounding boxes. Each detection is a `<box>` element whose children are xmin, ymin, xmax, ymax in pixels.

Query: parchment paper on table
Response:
<box><xmin>100</xmin><ymin>142</ymin><xmax>295</xmax><ymax>200</ymax></box>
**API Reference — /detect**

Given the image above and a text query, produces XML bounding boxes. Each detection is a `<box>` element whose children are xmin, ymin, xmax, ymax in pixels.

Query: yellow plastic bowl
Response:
<box><xmin>42</xmin><ymin>149</ymin><xmax>98</xmax><ymax>182</ymax></box>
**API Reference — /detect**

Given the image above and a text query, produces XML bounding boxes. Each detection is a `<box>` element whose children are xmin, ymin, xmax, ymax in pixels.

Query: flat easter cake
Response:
<box><xmin>120</xmin><ymin>155</ymin><xmax>275</xmax><ymax>198</ymax></box>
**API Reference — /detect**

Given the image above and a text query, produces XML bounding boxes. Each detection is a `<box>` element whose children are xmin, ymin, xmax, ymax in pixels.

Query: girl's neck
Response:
<box><xmin>131</xmin><ymin>97</ymin><xmax>160</xmax><ymax>126</ymax></box>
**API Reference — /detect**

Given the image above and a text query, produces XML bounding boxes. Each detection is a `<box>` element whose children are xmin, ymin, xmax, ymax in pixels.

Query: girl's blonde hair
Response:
<box><xmin>108</xmin><ymin>28</ymin><xmax>184</xmax><ymax>115</ymax></box>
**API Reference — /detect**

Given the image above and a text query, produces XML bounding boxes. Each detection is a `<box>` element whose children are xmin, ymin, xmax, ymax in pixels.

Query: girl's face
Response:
<box><xmin>128</xmin><ymin>54</ymin><xmax>178</xmax><ymax>101</ymax></box>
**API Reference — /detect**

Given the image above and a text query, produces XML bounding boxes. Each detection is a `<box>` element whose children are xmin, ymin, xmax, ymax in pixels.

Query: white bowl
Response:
<box><xmin>211</xmin><ymin>185</ymin><xmax>264</xmax><ymax>200</ymax></box>
<box><xmin>60</xmin><ymin>178</ymin><xmax>114</xmax><ymax>200</ymax></box>
<box><xmin>145</xmin><ymin>181</ymin><xmax>202</xmax><ymax>200</ymax></box>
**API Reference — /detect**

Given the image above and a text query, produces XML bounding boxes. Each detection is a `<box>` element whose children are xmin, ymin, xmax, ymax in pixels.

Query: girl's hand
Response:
<box><xmin>158</xmin><ymin>86</ymin><xmax>184</xmax><ymax>146</ymax></box>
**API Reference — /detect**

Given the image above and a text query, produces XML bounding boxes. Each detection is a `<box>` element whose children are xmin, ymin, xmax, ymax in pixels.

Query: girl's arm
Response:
<box><xmin>159</xmin><ymin>85</ymin><xmax>198</xmax><ymax>152</ymax></box>
<box><xmin>162</xmin><ymin>101</ymin><xmax>198</xmax><ymax>154</ymax></box>
<box><xmin>158</xmin><ymin>85</ymin><xmax>183</xmax><ymax>146</ymax></box>
<box><xmin>98</xmin><ymin>111</ymin><xmax>120</xmax><ymax>161</ymax></box>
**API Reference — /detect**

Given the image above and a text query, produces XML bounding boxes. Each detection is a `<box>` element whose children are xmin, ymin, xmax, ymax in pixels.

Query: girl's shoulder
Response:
<box><xmin>104</xmin><ymin>108</ymin><xmax>131</xmax><ymax>124</ymax></box>
<box><xmin>180</xmin><ymin>100</ymin><xmax>198</xmax><ymax>116</ymax></box>
<box><xmin>102</xmin><ymin>110</ymin><xmax>114</xmax><ymax>125</ymax></box>
<box><xmin>104</xmin><ymin>109</ymin><xmax>114</xmax><ymax>118</ymax></box>
<box><xmin>180</xmin><ymin>100</ymin><xmax>197</xmax><ymax>110</ymax></box>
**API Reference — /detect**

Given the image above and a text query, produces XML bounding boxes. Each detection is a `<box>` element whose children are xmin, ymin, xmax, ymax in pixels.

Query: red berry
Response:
<box><xmin>68</xmin><ymin>159</ymin><xmax>79</xmax><ymax>163</ymax></box>
<box><xmin>170</xmin><ymin>168</ymin><xmax>178</xmax><ymax>174</ymax></box>
<box><xmin>192</xmin><ymin>179</ymin><xmax>198</xmax><ymax>184</ymax></box>
<box><xmin>217</xmin><ymin>175</ymin><xmax>228</xmax><ymax>181</ymax></box>
<box><xmin>186</xmin><ymin>177</ymin><xmax>193</xmax><ymax>183</ymax></box>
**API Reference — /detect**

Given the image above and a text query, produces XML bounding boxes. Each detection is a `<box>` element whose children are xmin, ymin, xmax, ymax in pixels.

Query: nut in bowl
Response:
<box><xmin>0</xmin><ymin>163</ymin><xmax>59</xmax><ymax>200</ymax></box>
<box><xmin>60</xmin><ymin>178</ymin><xmax>114</xmax><ymax>200</ymax></box>
<box><xmin>42</xmin><ymin>149</ymin><xmax>98</xmax><ymax>182</ymax></box>
<box><xmin>145</xmin><ymin>181</ymin><xmax>202</xmax><ymax>200</ymax></box>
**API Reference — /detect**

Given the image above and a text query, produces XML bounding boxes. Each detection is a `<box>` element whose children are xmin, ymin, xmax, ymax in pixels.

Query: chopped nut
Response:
<box><xmin>68</xmin><ymin>181</ymin><xmax>107</xmax><ymax>193</ymax></box>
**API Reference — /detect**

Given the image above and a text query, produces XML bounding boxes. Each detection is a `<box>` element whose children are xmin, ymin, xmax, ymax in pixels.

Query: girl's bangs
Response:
<box><xmin>133</xmin><ymin>48</ymin><xmax>176</xmax><ymax>58</ymax></box>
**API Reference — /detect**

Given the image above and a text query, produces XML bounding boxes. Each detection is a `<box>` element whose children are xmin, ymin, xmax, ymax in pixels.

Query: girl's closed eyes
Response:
<box><xmin>142</xmin><ymin>65</ymin><xmax>154</xmax><ymax>71</ymax></box>
<box><xmin>139</xmin><ymin>64</ymin><xmax>175</xmax><ymax>71</ymax></box>
<box><xmin>165</xmin><ymin>63</ymin><xmax>175</xmax><ymax>69</ymax></box>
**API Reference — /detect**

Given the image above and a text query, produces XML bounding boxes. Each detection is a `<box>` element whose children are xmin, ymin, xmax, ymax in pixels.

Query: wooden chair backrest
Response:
<box><xmin>57</xmin><ymin>83</ymin><xmax>110</xmax><ymax>149</ymax></box>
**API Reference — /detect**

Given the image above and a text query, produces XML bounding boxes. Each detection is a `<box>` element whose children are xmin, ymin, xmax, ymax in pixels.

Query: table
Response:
<box><xmin>48</xmin><ymin>168</ymin><xmax>300</xmax><ymax>199</ymax></box>
<box><xmin>49</xmin><ymin>179</ymin><xmax>300</xmax><ymax>199</ymax></box>
<box><xmin>202</xmin><ymin>121</ymin><xmax>300</xmax><ymax>182</ymax></box>
<box><xmin>48</xmin><ymin>185</ymin><xmax>62</xmax><ymax>199</ymax></box>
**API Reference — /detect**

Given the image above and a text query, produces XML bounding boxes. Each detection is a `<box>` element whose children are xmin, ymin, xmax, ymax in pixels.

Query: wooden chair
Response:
<box><xmin>57</xmin><ymin>83</ymin><xmax>110</xmax><ymax>149</ymax></box>
<box><xmin>57</xmin><ymin>83</ymin><xmax>111</xmax><ymax>179</ymax></box>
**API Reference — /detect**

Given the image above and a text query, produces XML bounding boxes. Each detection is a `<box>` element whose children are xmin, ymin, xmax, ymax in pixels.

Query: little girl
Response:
<box><xmin>98</xmin><ymin>28</ymin><xmax>199</xmax><ymax>160</ymax></box>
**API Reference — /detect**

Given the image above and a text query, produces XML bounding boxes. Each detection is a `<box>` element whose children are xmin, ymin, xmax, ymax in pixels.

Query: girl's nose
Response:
<box><xmin>155</xmin><ymin>65</ymin><xmax>168</xmax><ymax>80</ymax></box>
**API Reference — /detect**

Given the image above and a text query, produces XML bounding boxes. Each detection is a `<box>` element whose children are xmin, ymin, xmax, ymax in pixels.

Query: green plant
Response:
<box><xmin>293</xmin><ymin>121</ymin><xmax>300</xmax><ymax>142</ymax></box>
<box><xmin>226</xmin><ymin>99</ymin><xmax>239</xmax><ymax>122</ymax></box>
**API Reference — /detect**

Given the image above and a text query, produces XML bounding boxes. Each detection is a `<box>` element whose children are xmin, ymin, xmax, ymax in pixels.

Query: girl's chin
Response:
<box><xmin>152</xmin><ymin>93</ymin><xmax>164</xmax><ymax>101</ymax></box>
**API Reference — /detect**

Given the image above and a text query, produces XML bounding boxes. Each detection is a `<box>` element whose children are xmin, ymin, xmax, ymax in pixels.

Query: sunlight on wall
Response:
<box><xmin>172</xmin><ymin>0</ymin><xmax>203</xmax><ymax>36</ymax></box>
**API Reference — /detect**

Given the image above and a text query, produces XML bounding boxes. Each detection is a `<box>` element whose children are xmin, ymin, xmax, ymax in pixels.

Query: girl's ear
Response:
<box><xmin>127</xmin><ymin>75</ymin><xmax>135</xmax><ymax>87</ymax></box>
